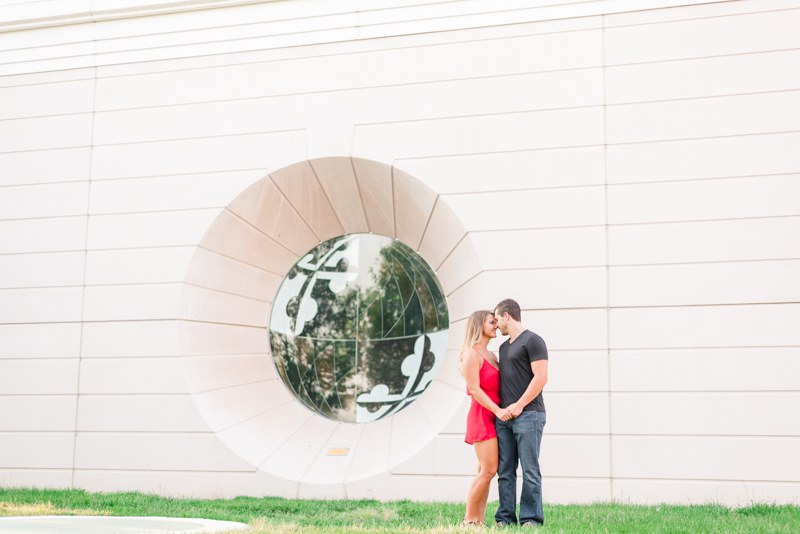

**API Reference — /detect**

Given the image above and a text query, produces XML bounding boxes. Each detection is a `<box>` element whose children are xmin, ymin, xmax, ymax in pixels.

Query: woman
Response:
<box><xmin>460</xmin><ymin>310</ymin><xmax>512</xmax><ymax>526</ymax></box>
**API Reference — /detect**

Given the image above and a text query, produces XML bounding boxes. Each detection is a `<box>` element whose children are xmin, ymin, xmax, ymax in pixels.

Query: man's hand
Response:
<box><xmin>506</xmin><ymin>402</ymin><xmax>524</xmax><ymax>418</ymax></box>
<box><xmin>507</xmin><ymin>361</ymin><xmax>548</xmax><ymax>419</ymax></box>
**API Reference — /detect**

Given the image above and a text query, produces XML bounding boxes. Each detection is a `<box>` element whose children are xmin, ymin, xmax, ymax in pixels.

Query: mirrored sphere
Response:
<box><xmin>269</xmin><ymin>234</ymin><xmax>450</xmax><ymax>423</ymax></box>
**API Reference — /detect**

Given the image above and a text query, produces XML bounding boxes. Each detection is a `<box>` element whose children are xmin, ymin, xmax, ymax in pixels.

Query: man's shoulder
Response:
<box><xmin>521</xmin><ymin>329</ymin><xmax>545</xmax><ymax>344</ymax></box>
<box><xmin>522</xmin><ymin>330</ymin><xmax>548</xmax><ymax>355</ymax></box>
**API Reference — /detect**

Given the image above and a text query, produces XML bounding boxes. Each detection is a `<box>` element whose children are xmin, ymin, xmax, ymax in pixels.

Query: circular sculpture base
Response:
<box><xmin>0</xmin><ymin>516</ymin><xmax>247</xmax><ymax>533</ymax></box>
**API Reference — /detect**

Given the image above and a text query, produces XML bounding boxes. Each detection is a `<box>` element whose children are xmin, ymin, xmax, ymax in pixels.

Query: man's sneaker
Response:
<box><xmin>521</xmin><ymin>522</ymin><xmax>541</xmax><ymax>528</ymax></box>
<box><xmin>495</xmin><ymin>522</ymin><xmax>508</xmax><ymax>528</ymax></box>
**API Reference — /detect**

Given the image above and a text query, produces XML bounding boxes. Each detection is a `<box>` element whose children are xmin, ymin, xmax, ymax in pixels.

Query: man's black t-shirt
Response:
<box><xmin>498</xmin><ymin>329</ymin><xmax>548</xmax><ymax>412</ymax></box>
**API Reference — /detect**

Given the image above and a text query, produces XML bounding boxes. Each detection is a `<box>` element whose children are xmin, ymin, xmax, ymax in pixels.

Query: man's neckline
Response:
<box><xmin>507</xmin><ymin>328</ymin><xmax>530</xmax><ymax>345</ymax></box>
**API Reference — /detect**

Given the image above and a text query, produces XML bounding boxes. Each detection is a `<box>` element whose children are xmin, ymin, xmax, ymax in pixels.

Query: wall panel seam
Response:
<box><xmin>608</xmin><ymin>302</ymin><xmax>800</xmax><ymax>309</ymax></box>
<box><xmin>307</xmin><ymin>159</ymin><xmax>347</xmax><ymax>233</ymax></box>
<box><xmin>266</xmin><ymin>173</ymin><xmax>321</xmax><ymax>243</ymax></box>
<box><xmin>603</xmin><ymin>258</ymin><xmax>800</xmax><ymax>268</ymax></box>
<box><xmin>352</xmin><ymin>104</ymin><xmax>603</xmax><ymax>129</ymax></box>
<box><xmin>443</xmin><ymin>269</ymin><xmax>481</xmax><ymax>298</ymax></box>
<box><xmin>606</xmin><ymin>46</ymin><xmax>800</xmax><ymax>68</ymax></box>
<box><xmin>606</xmin><ymin>87</ymin><xmax>800</xmax><ymax>108</ymax></box>
<box><xmin>604</xmin><ymin>4</ymin><xmax>800</xmax><ymax>30</ymax></box>
<box><xmin>208</xmin><ymin>401</ymin><xmax>293</xmax><ymax>436</ymax></box>
<box><xmin>67</xmin><ymin>430</ymin><xmax>249</xmax><ymax>436</ymax></box>
<box><xmin>473</xmin><ymin>213</ymin><xmax>800</xmax><ymax>232</ymax></box>
<box><xmin>606</xmin><ymin>128</ymin><xmax>800</xmax><ymax>146</ymax></box>
<box><xmin>0</xmin><ymin>110</ymin><xmax>96</xmax><ymax>123</ymax></box>
<box><xmin>611</xmin><ymin>345</ymin><xmax>800</xmax><ymax>350</ymax></box>
<box><xmin>0</xmin><ymin>392</ymin><xmax>194</xmax><ymax>397</ymax></box>
<box><xmin>0</xmin><ymin>245</ymin><xmax>193</xmax><ymax>258</ymax></box>
<box><xmin>6</xmin><ymin>6</ymin><xmax>800</xmax><ymax>80</ymax></box>
<box><xmin>66</xmin><ymin>468</ymin><xmax>261</xmax><ymax>474</ymax></box>
<box><xmin>181</xmin><ymin>281</ymin><xmax>273</xmax><ymax>303</ymax></box>
<box><xmin>0</xmin><ymin>0</ymin><xmax>362</xmax><ymax>35</ymax></box>
<box><xmin>389</xmin><ymin>473</ymin><xmax>612</xmax><ymax>479</ymax></box>
<box><xmin>605</xmin><ymin>171</ymin><xmax>800</xmax><ymax>187</ymax></box>
<box><xmin>483</xmin><ymin>258</ymin><xmax>800</xmax><ymax>272</ymax></box>
<box><xmin>0</xmin><ymin>24</ymin><xmax>603</xmax><ymax>76</ymax></box>
<box><xmin>82</xmin><ymin>127</ymin><xmax>306</xmax><ymax>149</ymax></box>
<box><xmin>20</xmin><ymin>80</ymin><xmax>794</xmax><ymax>120</ymax></box>
<box><xmin>610</xmin><ymin>477</ymin><xmax>800</xmax><ymax>483</ymax></box>
<box><xmin>608</xmin><ymin>391</ymin><xmax>800</xmax><ymax>394</ymax></box>
<box><xmin>190</xmin><ymin>377</ymin><xmax>278</xmax><ymax>396</ymax></box>
<box><xmin>193</xmin><ymin>244</ymin><xmax>283</xmax><ymax>277</ymax></box>
<box><xmin>466</xmin><ymin>223</ymin><xmax>606</xmax><ymax>234</ymax></box>
<box><xmin>433</xmin><ymin>171</ymin><xmax>800</xmax><ymax>194</ymax></box>
<box><xmin>600</xmin><ymin>12</ymin><xmax>614</xmax><ymax>502</ymax></box>
<box><xmin>603</xmin><ymin>46</ymin><xmax>800</xmax><ymax>70</ymax></box>
<box><xmin>86</xmin><ymin>66</ymin><xmax>606</xmax><ymax>114</ymax></box>
<box><xmin>0</xmin><ymin>25</ymin><xmax>359</xmax><ymax>66</ymax></box>
<box><xmin>0</xmin><ymin>74</ymin><xmax>97</xmax><ymax>89</ymax></box>
<box><xmin>84</xmin><ymin>41</ymin><xmax>800</xmax><ymax>84</ymax></box>
<box><xmin>1</xmin><ymin>430</ymin><xmax>244</xmax><ymax>436</ymax></box>
<box><xmin>58</xmin><ymin>167</ymin><xmax>268</xmax><ymax>185</ymax></box>
<box><xmin>610</xmin><ymin>213</ymin><xmax>800</xmax><ymax>225</ymax></box>
<box><xmin>5</xmin><ymin>0</ymin><xmax>793</xmax><ymax>58</ymax></box>
<box><xmin>414</xmin><ymin>195</ymin><xmax>439</xmax><ymax>253</ymax></box>
<box><xmin>69</xmin><ymin>468</ymin><xmax>259</xmax><ymax>473</ymax></box>
<box><xmin>0</xmin><ymin>144</ymin><xmax>91</xmax><ymax>156</ymax></box>
<box><xmin>162</xmin><ymin>318</ymin><xmax>267</xmax><ymax>329</ymax></box>
<box><xmin>393</xmin><ymin>143</ymin><xmax>605</xmax><ymax>161</ymax></box>
<box><xmin>0</xmin><ymin>179</ymin><xmax>92</xmax><ymax>189</ymax></box>
<box><xmin>222</xmin><ymin>208</ymin><xmax>302</xmax><ymax>257</ymax></box>
<box><xmin>69</xmin><ymin>63</ymin><xmax>97</xmax><ymax>490</ymax></box>
<box><xmin>1</xmin><ymin>207</ymin><xmax>221</xmax><ymax>222</ymax></box>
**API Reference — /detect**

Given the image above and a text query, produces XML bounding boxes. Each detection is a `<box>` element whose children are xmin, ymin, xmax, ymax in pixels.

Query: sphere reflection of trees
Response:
<box><xmin>269</xmin><ymin>235</ymin><xmax>449</xmax><ymax>423</ymax></box>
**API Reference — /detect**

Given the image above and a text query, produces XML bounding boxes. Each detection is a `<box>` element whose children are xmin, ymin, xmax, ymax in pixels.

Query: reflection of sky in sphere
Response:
<box><xmin>269</xmin><ymin>234</ymin><xmax>449</xmax><ymax>423</ymax></box>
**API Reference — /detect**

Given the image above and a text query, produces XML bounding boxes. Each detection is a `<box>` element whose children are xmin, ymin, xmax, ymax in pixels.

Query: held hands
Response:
<box><xmin>494</xmin><ymin>407</ymin><xmax>513</xmax><ymax>421</ymax></box>
<box><xmin>506</xmin><ymin>402</ymin><xmax>523</xmax><ymax>419</ymax></box>
<box><xmin>493</xmin><ymin>403</ymin><xmax>523</xmax><ymax>421</ymax></box>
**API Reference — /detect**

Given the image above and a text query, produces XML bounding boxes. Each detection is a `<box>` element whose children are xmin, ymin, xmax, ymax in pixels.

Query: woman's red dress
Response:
<box><xmin>465</xmin><ymin>355</ymin><xmax>501</xmax><ymax>444</ymax></box>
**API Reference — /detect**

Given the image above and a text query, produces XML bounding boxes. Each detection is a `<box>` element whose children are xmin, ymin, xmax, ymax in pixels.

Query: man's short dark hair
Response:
<box><xmin>495</xmin><ymin>299</ymin><xmax>521</xmax><ymax>322</ymax></box>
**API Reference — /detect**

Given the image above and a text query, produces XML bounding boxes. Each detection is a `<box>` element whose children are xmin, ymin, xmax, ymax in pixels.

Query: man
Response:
<box><xmin>493</xmin><ymin>298</ymin><xmax>548</xmax><ymax>527</ymax></box>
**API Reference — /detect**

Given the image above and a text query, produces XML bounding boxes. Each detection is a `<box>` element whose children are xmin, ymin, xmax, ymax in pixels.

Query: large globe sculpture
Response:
<box><xmin>269</xmin><ymin>234</ymin><xmax>450</xmax><ymax>423</ymax></box>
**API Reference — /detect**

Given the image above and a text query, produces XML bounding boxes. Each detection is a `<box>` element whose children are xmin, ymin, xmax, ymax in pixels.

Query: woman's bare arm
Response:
<box><xmin>463</xmin><ymin>348</ymin><xmax>511</xmax><ymax>421</ymax></box>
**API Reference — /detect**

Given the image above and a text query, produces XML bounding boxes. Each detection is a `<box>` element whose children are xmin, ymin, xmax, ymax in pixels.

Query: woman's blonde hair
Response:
<box><xmin>458</xmin><ymin>310</ymin><xmax>494</xmax><ymax>377</ymax></box>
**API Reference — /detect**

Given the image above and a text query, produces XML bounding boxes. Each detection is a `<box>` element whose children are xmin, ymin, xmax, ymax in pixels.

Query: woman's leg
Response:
<box><xmin>475</xmin><ymin>438</ymin><xmax>498</xmax><ymax>523</ymax></box>
<box><xmin>463</xmin><ymin>462</ymin><xmax>482</xmax><ymax>524</ymax></box>
<box><xmin>464</xmin><ymin>438</ymin><xmax>498</xmax><ymax>524</ymax></box>
<box><xmin>476</xmin><ymin>467</ymin><xmax>492</xmax><ymax>522</ymax></box>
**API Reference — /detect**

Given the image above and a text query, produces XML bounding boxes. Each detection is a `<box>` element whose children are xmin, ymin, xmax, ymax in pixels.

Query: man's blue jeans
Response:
<box><xmin>494</xmin><ymin>411</ymin><xmax>546</xmax><ymax>526</ymax></box>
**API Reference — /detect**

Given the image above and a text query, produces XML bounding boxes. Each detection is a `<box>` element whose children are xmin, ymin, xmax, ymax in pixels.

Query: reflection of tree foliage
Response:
<box><xmin>357</xmin><ymin>239</ymin><xmax>448</xmax><ymax>339</ymax></box>
<box><xmin>269</xmin><ymin>235</ymin><xmax>449</xmax><ymax>422</ymax></box>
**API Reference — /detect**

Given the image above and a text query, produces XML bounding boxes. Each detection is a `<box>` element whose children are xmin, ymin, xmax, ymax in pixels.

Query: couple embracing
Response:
<box><xmin>460</xmin><ymin>299</ymin><xmax>548</xmax><ymax>528</ymax></box>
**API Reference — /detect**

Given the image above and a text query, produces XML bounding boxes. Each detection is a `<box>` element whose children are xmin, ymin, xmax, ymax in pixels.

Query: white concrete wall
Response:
<box><xmin>1</xmin><ymin>0</ymin><xmax>799</xmax><ymax>505</ymax></box>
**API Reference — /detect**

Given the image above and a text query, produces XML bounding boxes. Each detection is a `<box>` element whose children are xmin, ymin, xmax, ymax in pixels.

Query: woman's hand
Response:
<box><xmin>494</xmin><ymin>407</ymin><xmax>513</xmax><ymax>421</ymax></box>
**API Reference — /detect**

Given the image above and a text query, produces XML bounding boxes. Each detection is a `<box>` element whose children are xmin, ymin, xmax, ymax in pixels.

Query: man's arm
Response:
<box><xmin>506</xmin><ymin>360</ymin><xmax>548</xmax><ymax>418</ymax></box>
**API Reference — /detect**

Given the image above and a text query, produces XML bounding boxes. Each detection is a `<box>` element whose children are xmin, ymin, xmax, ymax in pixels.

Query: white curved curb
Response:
<box><xmin>0</xmin><ymin>516</ymin><xmax>249</xmax><ymax>533</ymax></box>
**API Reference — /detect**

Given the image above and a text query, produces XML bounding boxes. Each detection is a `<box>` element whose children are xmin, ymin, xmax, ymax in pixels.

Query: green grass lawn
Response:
<box><xmin>0</xmin><ymin>487</ymin><xmax>798</xmax><ymax>533</ymax></box>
